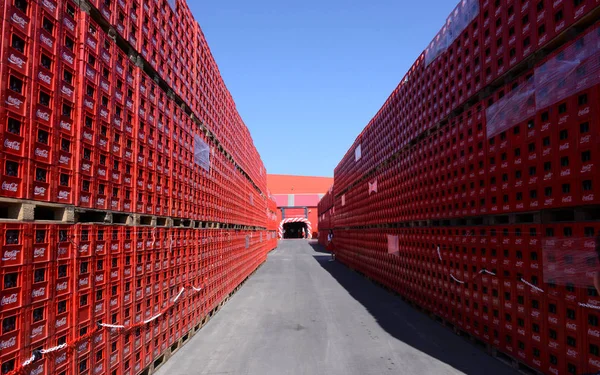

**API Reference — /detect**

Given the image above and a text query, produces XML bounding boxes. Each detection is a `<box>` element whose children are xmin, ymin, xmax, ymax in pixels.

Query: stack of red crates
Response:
<box><xmin>0</xmin><ymin>0</ymin><xmax>276</xmax><ymax>374</ymax></box>
<box><xmin>321</xmin><ymin>1</ymin><xmax>600</xmax><ymax>374</ymax></box>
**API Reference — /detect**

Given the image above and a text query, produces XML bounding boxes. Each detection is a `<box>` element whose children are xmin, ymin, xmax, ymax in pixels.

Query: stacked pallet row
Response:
<box><xmin>266</xmin><ymin>195</ymin><xmax>279</xmax><ymax>250</ymax></box>
<box><xmin>322</xmin><ymin>0</ymin><xmax>600</xmax><ymax>374</ymax></box>
<box><xmin>0</xmin><ymin>1</ymin><xmax>276</xmax><ymax>375</ymax></box>
<box><xmin>317</xmin><ymin>188</ymin><xmax>334</xmax><ymax>245</ymax></box>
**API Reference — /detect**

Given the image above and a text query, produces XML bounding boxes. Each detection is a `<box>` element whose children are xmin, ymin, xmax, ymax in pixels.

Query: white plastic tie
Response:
<box><xmin>172</xmin><ymin>287</ymin><xmax>185</xmax><ymax>302</ymax></box>
<box><xmin>151</xmin><ymin>228</ymin><xmax>156</xmax><ymax>248</ymax></box>
<box><xmin>437</xmin><ymin>246</ymin><xmax>443</xmax><ymax>261</ymax></box>
<box><xmin>98</xmin><ymin>323</ymin><xmax>126</xmax><ymax>329</ymax></box>
<box><xmin>191</xmin><ymin>286</ymin><xmax>203</xmax><ymax>292</ymax></box>
<box><xmin>40</xmin><ymin>344</ymin><xmax>68</xmax><ymax>354</ymax></box>
<box><xmin>21</xmin><ymin>354</ymin><xmax>37</xmax><ymax>367</ymax></box>
<box><xmin>520</xmin><ymin>278</ymin><xmax>544</xmax><ymax>293</ymax></box>
<box><xmin>579</xmin><ymin>302</ymin><xmax>600</xmax><ymax>310</ymax></box>
<box><xmin>143</xmin><ymin>313</ymin><xmax>162</xmax><ymax>324</ymax></box>
<box><xmin>479</xmin><ymin>269</ymin><xmax>496</xmax><ymax>276</ymax></box>
<box><xmin>450</xmin><ymin>274</ymin><xmax>465</xmax><ymax>284</ymax></box>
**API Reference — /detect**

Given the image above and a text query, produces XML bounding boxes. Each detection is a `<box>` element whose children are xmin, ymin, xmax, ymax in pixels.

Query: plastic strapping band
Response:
<box><xmin>520</xmin><ymin>278</ymin><xmax>544</xmax><ymax>293</ymax></box>
<box><xmin>40</xmin><ymin>344</ymin><xmax>68</xmax><ymax>354</ymax></box>
<box><xmin>191</xmin><ymin>286</ymin><xmax>203</xmax><ymax>292</ymax></box>
<box><xmin>143</xmin><ymin>313</ymin><xmax>162</xmax><ymax>324</ymax></box>
<box><xmin>98</xmin><ymin>323</ymin><xmax>126</xmax><ymax>329</ymax></box>
<box><xmin>437</xmin><ymin>246</ymin><xmax>443</xmax><ymax>261</ymax></box>
<box><xmin>450</xmin><ymin>274</ymin><xmax>465</xmax><ymax>284</ymax></box>
<box><xmin>579</xmin><ymin>302</ymin><xmax>600</xmax><ymax>310</ymax></box>
<box><xmin>21</xmin><ymin>354</ymin><xmax>37</xmax><ymax>367</ymax></box>
<box><xmin>172</xmin><ymin>287</ymin><xmax>185</xmax><ymax>302</ymax></box>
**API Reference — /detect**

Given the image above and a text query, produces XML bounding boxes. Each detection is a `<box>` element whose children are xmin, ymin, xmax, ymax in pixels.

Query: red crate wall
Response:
<box><xmin>0</xmin><ymin>0</ymin><xmax>277</xmax><ymax>374</ymax></box>
<box><xmin>323</xmin><ymin>2</ymin><xmax>600</xmax><ymax>375</ymax></box>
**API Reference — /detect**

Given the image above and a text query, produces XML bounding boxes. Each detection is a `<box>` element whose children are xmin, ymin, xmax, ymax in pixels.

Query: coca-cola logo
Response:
<box><xmin>61</xmin><ymin>85</ymin><xmax>74</xmax><ymax>97</ymax></box>
<box><xmin>55</xmin><ymin>317</ymin><xmax>67</xmax><ymax>328</ymax></box>
<box><xmin>86</xmin><ymin>69</ymin><xmax>95</xmax><ymax>80</ymax></box>
<box><xmin>55</xmin><ymin>352</ymin><xmax>66</xmax><ymax>365</ymax></box>
<box><xmin>35</xmin><ymin>148</ymin><xmax>49</xmax><ymax>159</ymax></box>
<box><xmin>56</xmin><ymin>281</ymin><xmax>67</xmax><ymax>291</ymax></box>
<box><xmin>31</xmin><ymin>325</ymin><xmax>44</xmax><ymax>338</ymax></box>
<box><xmin>4</xmin><ymin>139</ymin><xmax>21</xmax><ymax>151</ymax></box>
<box><xmin>79</xmin><ymin>277</ymin><xmax>88</xmax><ymax>286</ymax></box>
<box><xmin>590</xmin><ymin>358</ymin><xmax>600</xmax><ymax>368</ymax></box>
<box><xmin>1</xmin><ymin>293</ymin><xmax>18</xmax><ymax>306</ymax></box>
<box><xmin>101</xmin><ymin>82</ymin><xmax>109</xmax><ymax>92</ymax></box>
<box><xmin>583</xmin><ymin>194</ymin><xmax>594</xmax><ymax>201</ymax></box>
<box><xmin>32</xmin><ymin>287</ymin><xmax>45</xmax><ymax>298</ymax></box>
<box><xmin>34</xmin><ymin>186</ymin><xmax>47</xmax><ymax>196</ymax></box>
<box><xmin>0</xmin><ymin>336</ymin><xmax>16</xmax><ymax>350</ymax></box>
<box><xmin>59</xmin><ymin>121</ymin><xmax>72</xmax><ymax>133</ymax></box>
<box><xmin>63</xmin><ymin>17</ymin><xmax>74</xmax><ymax>31</ymax></box>
<box><xmin>30</xmin><ymin>364</ymin><xmax>44</xmax><ymax>375</ymax></box>
<box><xmin>34</xmin><ymin>247</ymin><xmax>45</xmax><ymax>258</ymax></box>
<box><xmin>562</xmin><ymin>196</ymin><xmax>572</xmax><ymax>203</ymax></box>
<box><xmin>578</xmin><ymin>107</ymin><xmax>590</xmax><ymax>116</ymax></box>
<box><xmin>2</xmin><ymin>182</ymin><xmax>19</xmax><ymax>192</ymax></box>
<box><xmin>41</xmin><ymin>0</ymin><xmax>56</xmax><ymax>11</ymax></box>
<box><xmin>40</xmin><ymin>33</ymin><xmax>53</xmax><ymax>48</ymax></box>
<box><xmin>84</xmin><ymin>99</ymin><xmax>94</xmax><ymax>109</ymax></box>
<box><xmin>98</xmin><ymin>169</ymin><xmax>106</xmax><ymax>176</ymax></box>
<box><xmin>59</xmin><ymin>155</ymin><xmax>70</xmax><ymax>165</ymax></box>
<box><xmin>38</xmin><ymin>71</ymin><xmax>52</xmax><ymax>85</ymax></box>
<box><xmin>96</xmin><ymin>274</ymin><xmax>103</xmax><ymax>282</ymax></box>
<box><xmin>57</xmin><ymin>190</ymin><xmax>70</xmax><ymax>200</ymax></box>
<box><xmin>2</xmin><ymin>249</ymin><xmax>19</xmax><ymax>261</ymax></box>
<box><xmin>11</xmin><ymin>12</ymin><xmax>27</xmax><ymax>28</ymax></box>
<box><xmin>8</xmin><ymin>53</ymin><xmax>25</xmax><ymax>68</ymax></box>
<box><xmin>6</xmin><ymin>96</ymin><xmax>23</xmax><ymax>107</ymax></box>
<box><xmin>61</xmin><ymin>51</ymin><xmax>74</xmax><ymax>65</ymax></box>
<box><xmin>567</xmin><ymin>348</ymin><xmax>578</xmax><ymax>358</ymax></box>
<box><xmin>87</xmin><ymin>37</ymin><xmax>97</xmax><ymax>50</ymax></box>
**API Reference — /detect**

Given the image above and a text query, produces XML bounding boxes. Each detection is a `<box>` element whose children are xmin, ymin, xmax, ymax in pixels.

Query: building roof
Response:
<box><xmin>267</xmin><ymin>174</ymin><xmax>333</xmax><ymax>195</ymax></box>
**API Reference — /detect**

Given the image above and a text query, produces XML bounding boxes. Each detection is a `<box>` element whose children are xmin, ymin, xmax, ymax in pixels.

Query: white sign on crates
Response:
<box><xmin>354</xmin><ymin>144</ymin><xmax>362</xmax><ymax>161</ymax></box>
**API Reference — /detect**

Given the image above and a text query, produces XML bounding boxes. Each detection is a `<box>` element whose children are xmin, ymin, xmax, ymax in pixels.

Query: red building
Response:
<box><xmin>267</xmin><ymin>174</ymin><xmax>333</xmax><ymax>239</ymax></box>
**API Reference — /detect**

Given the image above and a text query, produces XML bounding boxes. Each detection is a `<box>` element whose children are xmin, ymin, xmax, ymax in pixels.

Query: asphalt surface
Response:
<box><xmin>156</xmin><ymin>240</ymin><xmax>515</xmax><ymax>375</ymax></box>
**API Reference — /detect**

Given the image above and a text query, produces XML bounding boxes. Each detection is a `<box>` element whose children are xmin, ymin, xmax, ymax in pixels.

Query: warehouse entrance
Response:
<box><xmin>283</xmin><ymin>222</ymin><xmax>308</xmax><ymax>239</ymax></box>
<box><xmin>279</xmin><ymin>218</ymin><xmax>312</xmax><ymax>239</ymax></box>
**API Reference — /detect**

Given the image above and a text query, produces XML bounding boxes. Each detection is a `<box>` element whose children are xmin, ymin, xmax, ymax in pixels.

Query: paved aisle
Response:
<box><xmin>156</xmin><ymin>240</ymin><xmax>514</xmax><ymax>375</ymax></box>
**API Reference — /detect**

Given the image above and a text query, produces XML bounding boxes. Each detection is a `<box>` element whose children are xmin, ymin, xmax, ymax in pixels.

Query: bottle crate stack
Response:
<box><xmin>321</xmin><ymin>1</ymin><xmax>600</xmax><ymax>374</ymax></box>
<box><xmin>317</xmin><ymin>188</ymin><xmax>334</xmax><ymax>246</ymax></box>
<box><xmin>0</xmin><ymin>1</ymin><xmax>276</xmax><ymax>375</ymax></box>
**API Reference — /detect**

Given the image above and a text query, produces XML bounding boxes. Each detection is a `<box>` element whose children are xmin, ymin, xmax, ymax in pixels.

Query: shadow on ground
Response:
<box><xmin>309</xmin><ymin>242</ymin><xmax>515</xmax><ymax>375</ymax></box>
<box><xmin>308</xmin><ymin>240</ymin><xmax>330</xmax><ymax>254</ymax></box>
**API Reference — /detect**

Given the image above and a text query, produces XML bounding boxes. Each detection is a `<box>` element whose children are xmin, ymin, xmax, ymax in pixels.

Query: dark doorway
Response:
<box><xmin>283</xmin><ymin>222</ymin><xmax>307</xmax><ymax>239</ymax></box>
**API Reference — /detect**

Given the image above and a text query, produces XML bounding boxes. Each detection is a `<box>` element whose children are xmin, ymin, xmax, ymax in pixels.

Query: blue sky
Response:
<box><xmin>188</xmin><ymin>1</ymin><xmax>458</xmax><ymax>177</ymax></box>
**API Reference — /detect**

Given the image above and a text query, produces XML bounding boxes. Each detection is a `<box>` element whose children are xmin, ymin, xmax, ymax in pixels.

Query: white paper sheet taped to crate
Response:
<box><xmin>387</xmin><ymin>234</ymin><xmax>399</xmax><ymax>256</ymax></box>
<box><xmin>355</xmin><ymin>144</ymin><xmax>362</xmax><ymax>161</ymax></box>
<box><xmin>542</xmin><ymin>236</ymin><xmax>600</xmax><ymax>287</ymax></box>
<box><xmin>194</xmin><ymin>134</ymin><xmax>210</xmax><ymax>172</ymax></box>
<box><xmin>368</xmin><ymin>179</ymin><xmax>378</xmax><ymax>195</ymax></box>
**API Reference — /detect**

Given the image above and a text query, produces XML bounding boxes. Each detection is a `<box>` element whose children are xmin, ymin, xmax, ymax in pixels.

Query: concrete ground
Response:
<box><xmin>156</xmin><ymin>240</ymin><xmax>515</xmax><ymax>375</ymax></box>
